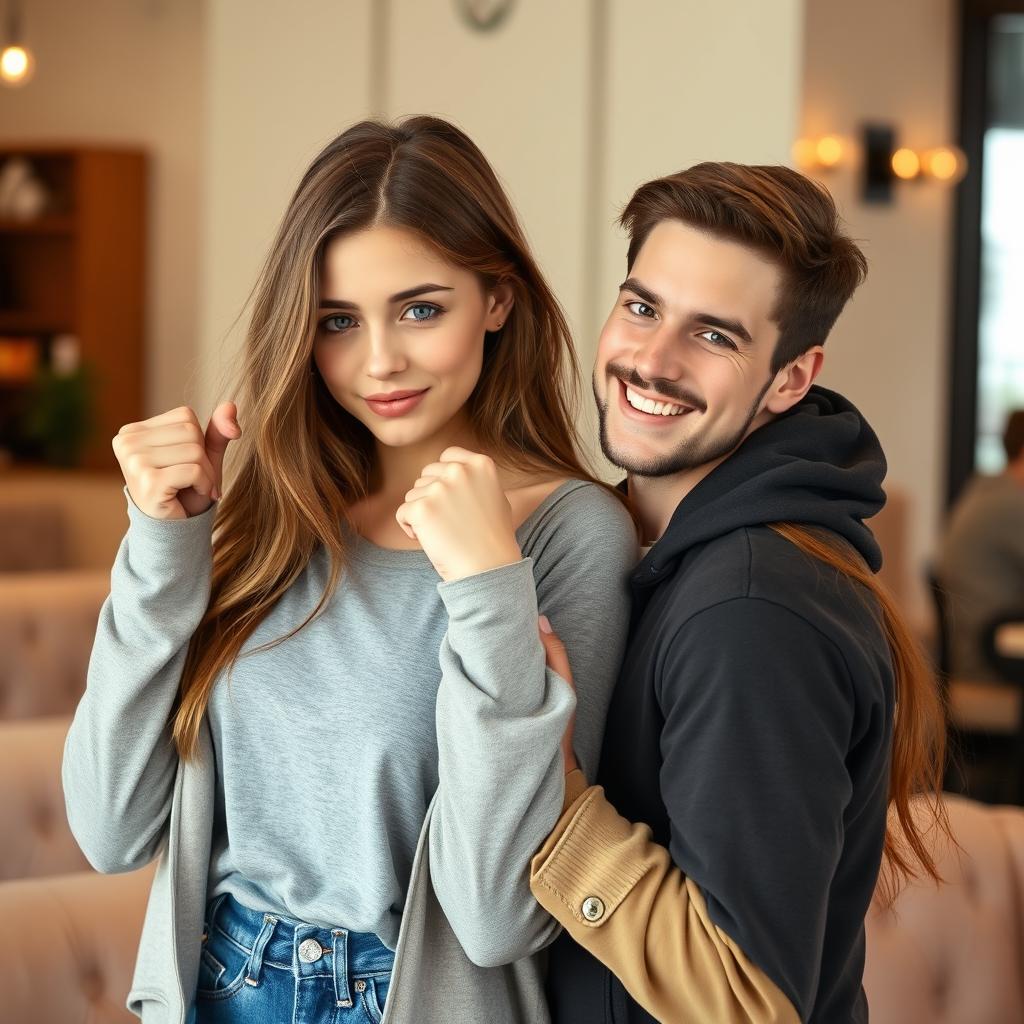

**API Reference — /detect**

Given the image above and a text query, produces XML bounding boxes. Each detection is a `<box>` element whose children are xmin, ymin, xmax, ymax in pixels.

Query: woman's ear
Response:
<box><xmin>486</xmin><ymin>281</ymin><xmax>515</xmax><ymax>331</ymax></box>
<box><xmin>764</xmin><ymin>346</ymin><xmax>825</xmax><ymax>416</ymax></box>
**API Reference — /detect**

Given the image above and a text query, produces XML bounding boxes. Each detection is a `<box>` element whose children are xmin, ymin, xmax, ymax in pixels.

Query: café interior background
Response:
<box><xmin>0</xmin><ymin>0</ymin><xmax>981</xmax><ymax>626</ymax></box>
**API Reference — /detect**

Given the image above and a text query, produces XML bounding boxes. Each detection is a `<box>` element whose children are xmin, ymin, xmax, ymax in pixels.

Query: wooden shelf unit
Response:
<box><xmin>0</xmin><ymin>146</ymin><xmax>147</xmax><ymax>470</ymax></box>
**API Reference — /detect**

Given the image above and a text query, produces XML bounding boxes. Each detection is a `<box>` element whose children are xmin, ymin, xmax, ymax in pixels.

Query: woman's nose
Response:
<box><xmin>365</xmin><ymin>327</ymin><xmax>409</xmax><ymax>379</ymax></box>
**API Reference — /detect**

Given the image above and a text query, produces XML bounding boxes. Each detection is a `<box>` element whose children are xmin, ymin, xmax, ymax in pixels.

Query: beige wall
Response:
<box><xmin>802</xmin><ymin>0</ymin><xmax>957</xmax><ymax>619</ymax></box>
<box><xmin>591</xmin><ymin>0</ymin><xmax>804</xmax><ymax>468</ymax></box>
<box><xmin>199</xmin><ymin>0</ymin><xmax>805</xmax><ymax>471</ymax></box>
<box><xmin>0</xmin><ymin>0</ymin><xmax>204</xmax><ymax>419</ymax></box>
<box><xmin>199</xmin><ymin>0</ymin><xmax>374</xmax><ymax>409</ymax></box>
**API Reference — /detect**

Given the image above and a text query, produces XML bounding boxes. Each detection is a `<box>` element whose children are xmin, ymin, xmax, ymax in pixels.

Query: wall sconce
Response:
<box><xmin>792</xmin><ymin>135</ymin><xmax>848</xmax><ymax>172</ymax></box>
<box><xmin>794</xmin><ymin>127</ymin><xmax>967</xmax><ymax>202</ymax></box>
<box><xmin>1</xmin><ymin>0</ymin><xmax>35</xmax><ymax>88</ymax></box>
<box><xmin>863</xmin><ymin>123</ymin><xmax>966</xmax><ymax>203</ymax></box>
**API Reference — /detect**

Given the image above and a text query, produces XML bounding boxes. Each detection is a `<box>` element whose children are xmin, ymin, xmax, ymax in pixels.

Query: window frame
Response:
<box><xmin>949</xmin><ymin>0</ymin><xmax>1024</xmax><ymax>504</ymax></box>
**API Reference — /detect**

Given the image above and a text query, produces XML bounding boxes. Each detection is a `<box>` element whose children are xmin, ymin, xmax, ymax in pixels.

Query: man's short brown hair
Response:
<box><xmin>620</xmin><ymin>163</ymin><xmax>867</xmax><ymax>374</ymax></box>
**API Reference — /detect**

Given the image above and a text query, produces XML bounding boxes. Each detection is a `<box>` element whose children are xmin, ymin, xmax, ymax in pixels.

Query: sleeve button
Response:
<box><xmin>581</xmin><ymin>896</ymin><xmax>605</xmax><ymax>921</ymax></box>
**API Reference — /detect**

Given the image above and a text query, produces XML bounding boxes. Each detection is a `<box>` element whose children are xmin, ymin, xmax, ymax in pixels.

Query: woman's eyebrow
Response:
<box><xmin>318</xmin><ymin>283</ymin><xmax>454</xmax><ymax>309</ymax></box>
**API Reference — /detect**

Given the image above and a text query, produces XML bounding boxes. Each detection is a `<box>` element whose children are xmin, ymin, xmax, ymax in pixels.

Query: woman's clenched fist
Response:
<box><xmin>112</xmin><ymin>402</ymin><xmax>241</xmax><ymax>520</ymax></box>
<box><xmin>395</xmin><ymin>447</ymin><xmax>522</xmax><ymax>582</ymax></box>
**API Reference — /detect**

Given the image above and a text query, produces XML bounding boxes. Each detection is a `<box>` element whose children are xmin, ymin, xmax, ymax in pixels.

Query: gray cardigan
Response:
<box><xmin>62</xmin><ymin>481</ymin><xmax>635</xmax><ymax>1023</ymax></box>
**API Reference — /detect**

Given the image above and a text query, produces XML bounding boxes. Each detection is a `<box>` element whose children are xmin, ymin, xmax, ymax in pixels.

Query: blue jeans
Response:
<box><xmin>190</xmin><ymin>893</ymin><xmax>395</xmax><ymax>1024</ymax></box>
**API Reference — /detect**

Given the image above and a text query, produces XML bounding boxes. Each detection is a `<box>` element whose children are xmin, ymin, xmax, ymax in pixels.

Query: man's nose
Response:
<box><xmin>633</xmin><ymin>326</ymin><xmax>683</xmax><ymax>384</ymax></box>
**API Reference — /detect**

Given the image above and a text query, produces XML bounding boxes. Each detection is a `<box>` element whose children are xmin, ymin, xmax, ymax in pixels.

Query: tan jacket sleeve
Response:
<box><xmin>531</xmin><ymin>772</ymin><xmax>800</xmax><ymax>1024</ymax></box>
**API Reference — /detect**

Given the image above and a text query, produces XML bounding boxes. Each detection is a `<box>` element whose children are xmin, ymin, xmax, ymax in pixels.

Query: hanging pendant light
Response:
<box><xmin>1</xmin><ymin>1</ymin><xmax>35</xmax><ymax>87</ymax></box>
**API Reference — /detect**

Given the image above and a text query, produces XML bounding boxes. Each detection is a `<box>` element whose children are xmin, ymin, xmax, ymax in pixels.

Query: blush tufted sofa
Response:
<box><xmin>0</xmin><ymin>723</ymin><xmax>1022</xmax><ymax>1022</ymax></box>
<box><xmin>0</xmin><ymin>714</ymin><xmax>153</xmax><ymax>1023</ymax></box>
<box><xmin>0</xmin><ymin>865</ymin><xmax>155</xmax><ymax>1024</ymax></box>
<box><xmin>0</xmin><ymin>570</ymin><xmax>108</xmax><ymax>720</ymax></box>
<box><xmin>864</xmin><ymin>793</ymin><xmax>1024</xmax><ymax>1022</ymax></box>
<box><xmin>0</xmin><ymin>472</ymin><xmax>120</xmax><ymax>722</ymax></box>
<box><xmin>0</xmin><ymin>715</ymin><xmax>89</xmax><ymax>881</ymax></box>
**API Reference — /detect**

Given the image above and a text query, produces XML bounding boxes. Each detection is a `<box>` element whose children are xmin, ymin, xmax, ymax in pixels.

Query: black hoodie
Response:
<box><xmin>546</xmin><ymin>387</ymin><xmax>894</xmax><ymax>1024</ymax></box>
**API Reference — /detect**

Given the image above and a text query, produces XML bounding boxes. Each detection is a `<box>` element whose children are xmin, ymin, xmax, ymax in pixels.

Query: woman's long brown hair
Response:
<box><xmin>172</xmin><ymin>117</ymin><xmax>619</xmax><ymax>760</ymax></box>
<box><xmin>770</xmin><ymin>524</ymin><xmax>951</xmax><ymax>906</ymax></box>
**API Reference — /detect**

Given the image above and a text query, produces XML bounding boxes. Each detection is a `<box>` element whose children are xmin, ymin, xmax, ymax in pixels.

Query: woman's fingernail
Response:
<box><xmin>539</xmin><ymin>615</ymin><xmax>552</xmax><ymax>634</ymax></box>
<box><xmin>211</xmin><ymin>485</ymin><xmax>220</xmax><ymax>501</ymax></box>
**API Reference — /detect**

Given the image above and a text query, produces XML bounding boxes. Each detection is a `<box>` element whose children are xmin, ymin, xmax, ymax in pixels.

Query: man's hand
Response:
<box><xmin>539</xmin><ymin>615</ymin><xmax>580</xmax><ymax>775</ymax></box>
<box><xmin>395</xmin><ymin>447</ymin><xmax>523</xmax><ymax>582</ymax></box>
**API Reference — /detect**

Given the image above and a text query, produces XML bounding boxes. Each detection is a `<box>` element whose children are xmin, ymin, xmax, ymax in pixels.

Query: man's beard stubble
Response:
<box><xmin>593</xmin><ymin>366</ymin><xmax>773</xmax><ymax>478</ymax></box>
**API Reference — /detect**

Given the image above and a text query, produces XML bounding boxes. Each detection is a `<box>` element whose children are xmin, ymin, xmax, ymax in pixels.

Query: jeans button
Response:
<box><xmin>298</xmin><ymin>938</ymin><xmax>324</xmax><ymax>963</ymax></box>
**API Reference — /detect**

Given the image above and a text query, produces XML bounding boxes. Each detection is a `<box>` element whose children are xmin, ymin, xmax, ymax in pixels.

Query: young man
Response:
<box><xmin>529</xmin><ymin>164</ymin><xmax>947</xmax><ymax>1023</ymax></box>
<box><xmin>938</xmin><ymin>408</ymin><xmax>1024</xmax><ymax>681</ymax></box>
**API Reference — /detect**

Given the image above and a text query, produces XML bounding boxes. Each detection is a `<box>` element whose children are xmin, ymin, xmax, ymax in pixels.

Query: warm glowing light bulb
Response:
<box><xmin>923</xmin><ymin>146</ymin><xmax>967</xmax><ymax>184</ymax></box>
<box><xmin>891</xmin><ymin>148</ymin><xmax>921</xmax><ymax>180</ymax></box>
<box><xmin>0</xmin><ymin>44</ymin><xmax>34</xmax><ymax>86</ymax></box>
<box><xmin>792</xmin><ymin>138</ymin><xmax>817</xmax><ymax>169</ymax></box>
<box><xmin>816</xmin><ymin>135</ymin><xmax>844</xmax><ymax>168</ymax></box>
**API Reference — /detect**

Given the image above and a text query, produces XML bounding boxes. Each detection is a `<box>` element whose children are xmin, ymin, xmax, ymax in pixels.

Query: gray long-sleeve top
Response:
<box><xmin>63</xmin><ymin>479</ymin><xmax>636</xmax><ymax>969</ymax></box>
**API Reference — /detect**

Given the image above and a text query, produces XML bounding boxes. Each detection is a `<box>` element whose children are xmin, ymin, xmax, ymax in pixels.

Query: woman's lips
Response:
<box><xmin>364</xmin><ymin>388</ymin><xmax>429</xmax><ymax>418</ymax></box>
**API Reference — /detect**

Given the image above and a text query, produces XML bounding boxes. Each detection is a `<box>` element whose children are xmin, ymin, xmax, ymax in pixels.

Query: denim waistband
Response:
<box><xmin>205</xmin><ymin>892</ymin><xmax>395</xmax><ymax>988</ymax></box>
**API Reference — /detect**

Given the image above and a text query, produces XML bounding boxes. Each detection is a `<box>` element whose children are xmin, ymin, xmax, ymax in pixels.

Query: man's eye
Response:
<box><xmin>321</xmin><ymin>314</ymin><xmax>356</xmax><ymax>333</ymax></box>
<box><xmin>402</xmin><ymin>303</ymin><xmax>441</xmax><ymax>322</ymax></box>
<box><xmin>626</xmin><ymin>301</ymin><xmax>656</xmax><ymax>319</ymax></box>
<box><xmin>699</xmin><ymin>330</ymin><xmax>736</xmax><ymax>350</ymax></box>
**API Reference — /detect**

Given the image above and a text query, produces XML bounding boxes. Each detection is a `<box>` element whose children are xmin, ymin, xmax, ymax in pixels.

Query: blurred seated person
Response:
<box><xmin>938</xmin><ymin>409</ymin><xmax>1024</xmax><ymax>681</ymax></box>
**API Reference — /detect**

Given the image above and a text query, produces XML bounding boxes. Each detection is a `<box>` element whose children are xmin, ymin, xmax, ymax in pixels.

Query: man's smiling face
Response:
<box><xmin>593</xmin><ymin>219</ymin><xmax>785</xmax><ymax>477</ymax></box>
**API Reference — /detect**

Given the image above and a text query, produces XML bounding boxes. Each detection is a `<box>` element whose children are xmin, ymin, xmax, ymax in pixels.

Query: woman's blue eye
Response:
<box><xmin>402</xmin><ymin>303</ymin><xmax>440</xmax><ymax>322</ymax></box>
<box><xmin>626</xmin><ymin>301</ymin><xmax>656</xmax><ymax>319</ymax></box>
<box><xmin>322</xmin><ymin>314</ymin><xmax>356</xmax><ymax>332</ymax></box>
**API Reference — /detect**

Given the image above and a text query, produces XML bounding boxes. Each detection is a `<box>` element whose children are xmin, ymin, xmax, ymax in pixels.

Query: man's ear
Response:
<box><xmin>486</xmin><ymin>280</ymin><xmax>515</xmax><ymax>331</ymax></box>
<box><xmin>764</xmin><ymin>346</ymin><xmax>825</xmax><ymax>415</ymax></box>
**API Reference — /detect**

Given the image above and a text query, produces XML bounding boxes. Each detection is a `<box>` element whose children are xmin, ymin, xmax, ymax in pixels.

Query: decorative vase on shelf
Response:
<box><xmin>0</xmin><ymin>157</ymin><xmax>50</xmax><ymax>221</ymax></box>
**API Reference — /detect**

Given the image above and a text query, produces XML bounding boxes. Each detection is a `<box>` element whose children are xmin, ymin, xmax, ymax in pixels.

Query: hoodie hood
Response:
<box><xmin>634</xmin><ymin>385</ymin><xmax>887</xmax><ymax>587</ymax></box>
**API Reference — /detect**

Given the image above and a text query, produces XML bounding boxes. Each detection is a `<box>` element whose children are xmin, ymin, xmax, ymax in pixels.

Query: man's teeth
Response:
<box><xmin>625</xmin><ymin>386</ymin><xmax>687</xmax><ymax>417</ymax></box>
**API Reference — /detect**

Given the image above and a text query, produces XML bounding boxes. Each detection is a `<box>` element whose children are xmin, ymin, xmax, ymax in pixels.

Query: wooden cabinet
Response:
<box><xmin>0</xmin><ymin>146</ymin><xmax>146</xmax><ymax>470</ymax></box>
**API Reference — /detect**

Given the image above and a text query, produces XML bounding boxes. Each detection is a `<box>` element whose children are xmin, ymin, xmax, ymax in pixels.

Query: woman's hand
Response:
<box><xmin>539</xmin><ymin>616</ymin><xmax>580</xmax><ymax>776</ymax></box>
<box><xmin>112</xmin><ymin>402</ymin><xmax>241</xmax><ymax>520</ymax></box>
<box><xmin>395</xmin><ymin>447</ymin><xmax>523</xmax><ymax>582</ymax></box>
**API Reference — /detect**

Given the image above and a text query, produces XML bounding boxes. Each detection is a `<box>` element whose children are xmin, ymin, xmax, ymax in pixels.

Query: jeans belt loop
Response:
<box><xmin>244</xmin><ymin>914</ymin><xmax>278</xmax><ymax>988</ymax></box>
<box><xmin>331</xmin><ymin>928</ymin><xmax>352</xmax><ymax>1008</ymax></box>
<box><xmin>204</xmin><ymin>892</ymin><xmax>230</xmax><ymax>942</ymax></box>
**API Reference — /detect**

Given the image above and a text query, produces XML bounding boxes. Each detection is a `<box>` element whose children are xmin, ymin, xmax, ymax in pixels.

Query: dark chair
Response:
<box><xmin>983</xmin><ymin>613</ymin><xmax>1024</xmax><ymax>802</ymax></box>
<box><xmin>928</xmin><ymin>568</ymin><xmax>1024</xmax><ymax>803</ymax></box>
<box><xmin>926</xmin><ymin>567</ymin><xmax>951</xmax><ymax>685</ymax></box>
<box><xmin>927</xmin><ymin>568</ymin><xmax>962</xmax><ymax>792</ymax></box>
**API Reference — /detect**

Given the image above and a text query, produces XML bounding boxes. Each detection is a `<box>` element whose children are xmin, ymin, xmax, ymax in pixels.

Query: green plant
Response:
<box><xmin>23</xmin><ymin>362</ymin><xmax>95</xmax><ymax>466</ymax></box>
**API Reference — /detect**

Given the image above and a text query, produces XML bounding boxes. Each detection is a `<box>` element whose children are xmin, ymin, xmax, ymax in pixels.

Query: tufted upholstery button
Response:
<box><xmin>80</xmin><ymin>966</ymin><xmax>104</xmax><ymax>1001</ymax></box>
<box><xmin>31</xmin><ymin>804</ymin><xmax>53</xmax><ymax>838</ymax></box>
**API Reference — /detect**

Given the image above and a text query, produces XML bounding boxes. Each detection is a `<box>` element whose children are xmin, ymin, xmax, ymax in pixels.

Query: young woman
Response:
<box><xmin>62</xmin><ymin>117</ymin><xmax>637</xmax><ymax>1024</ymax></box>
